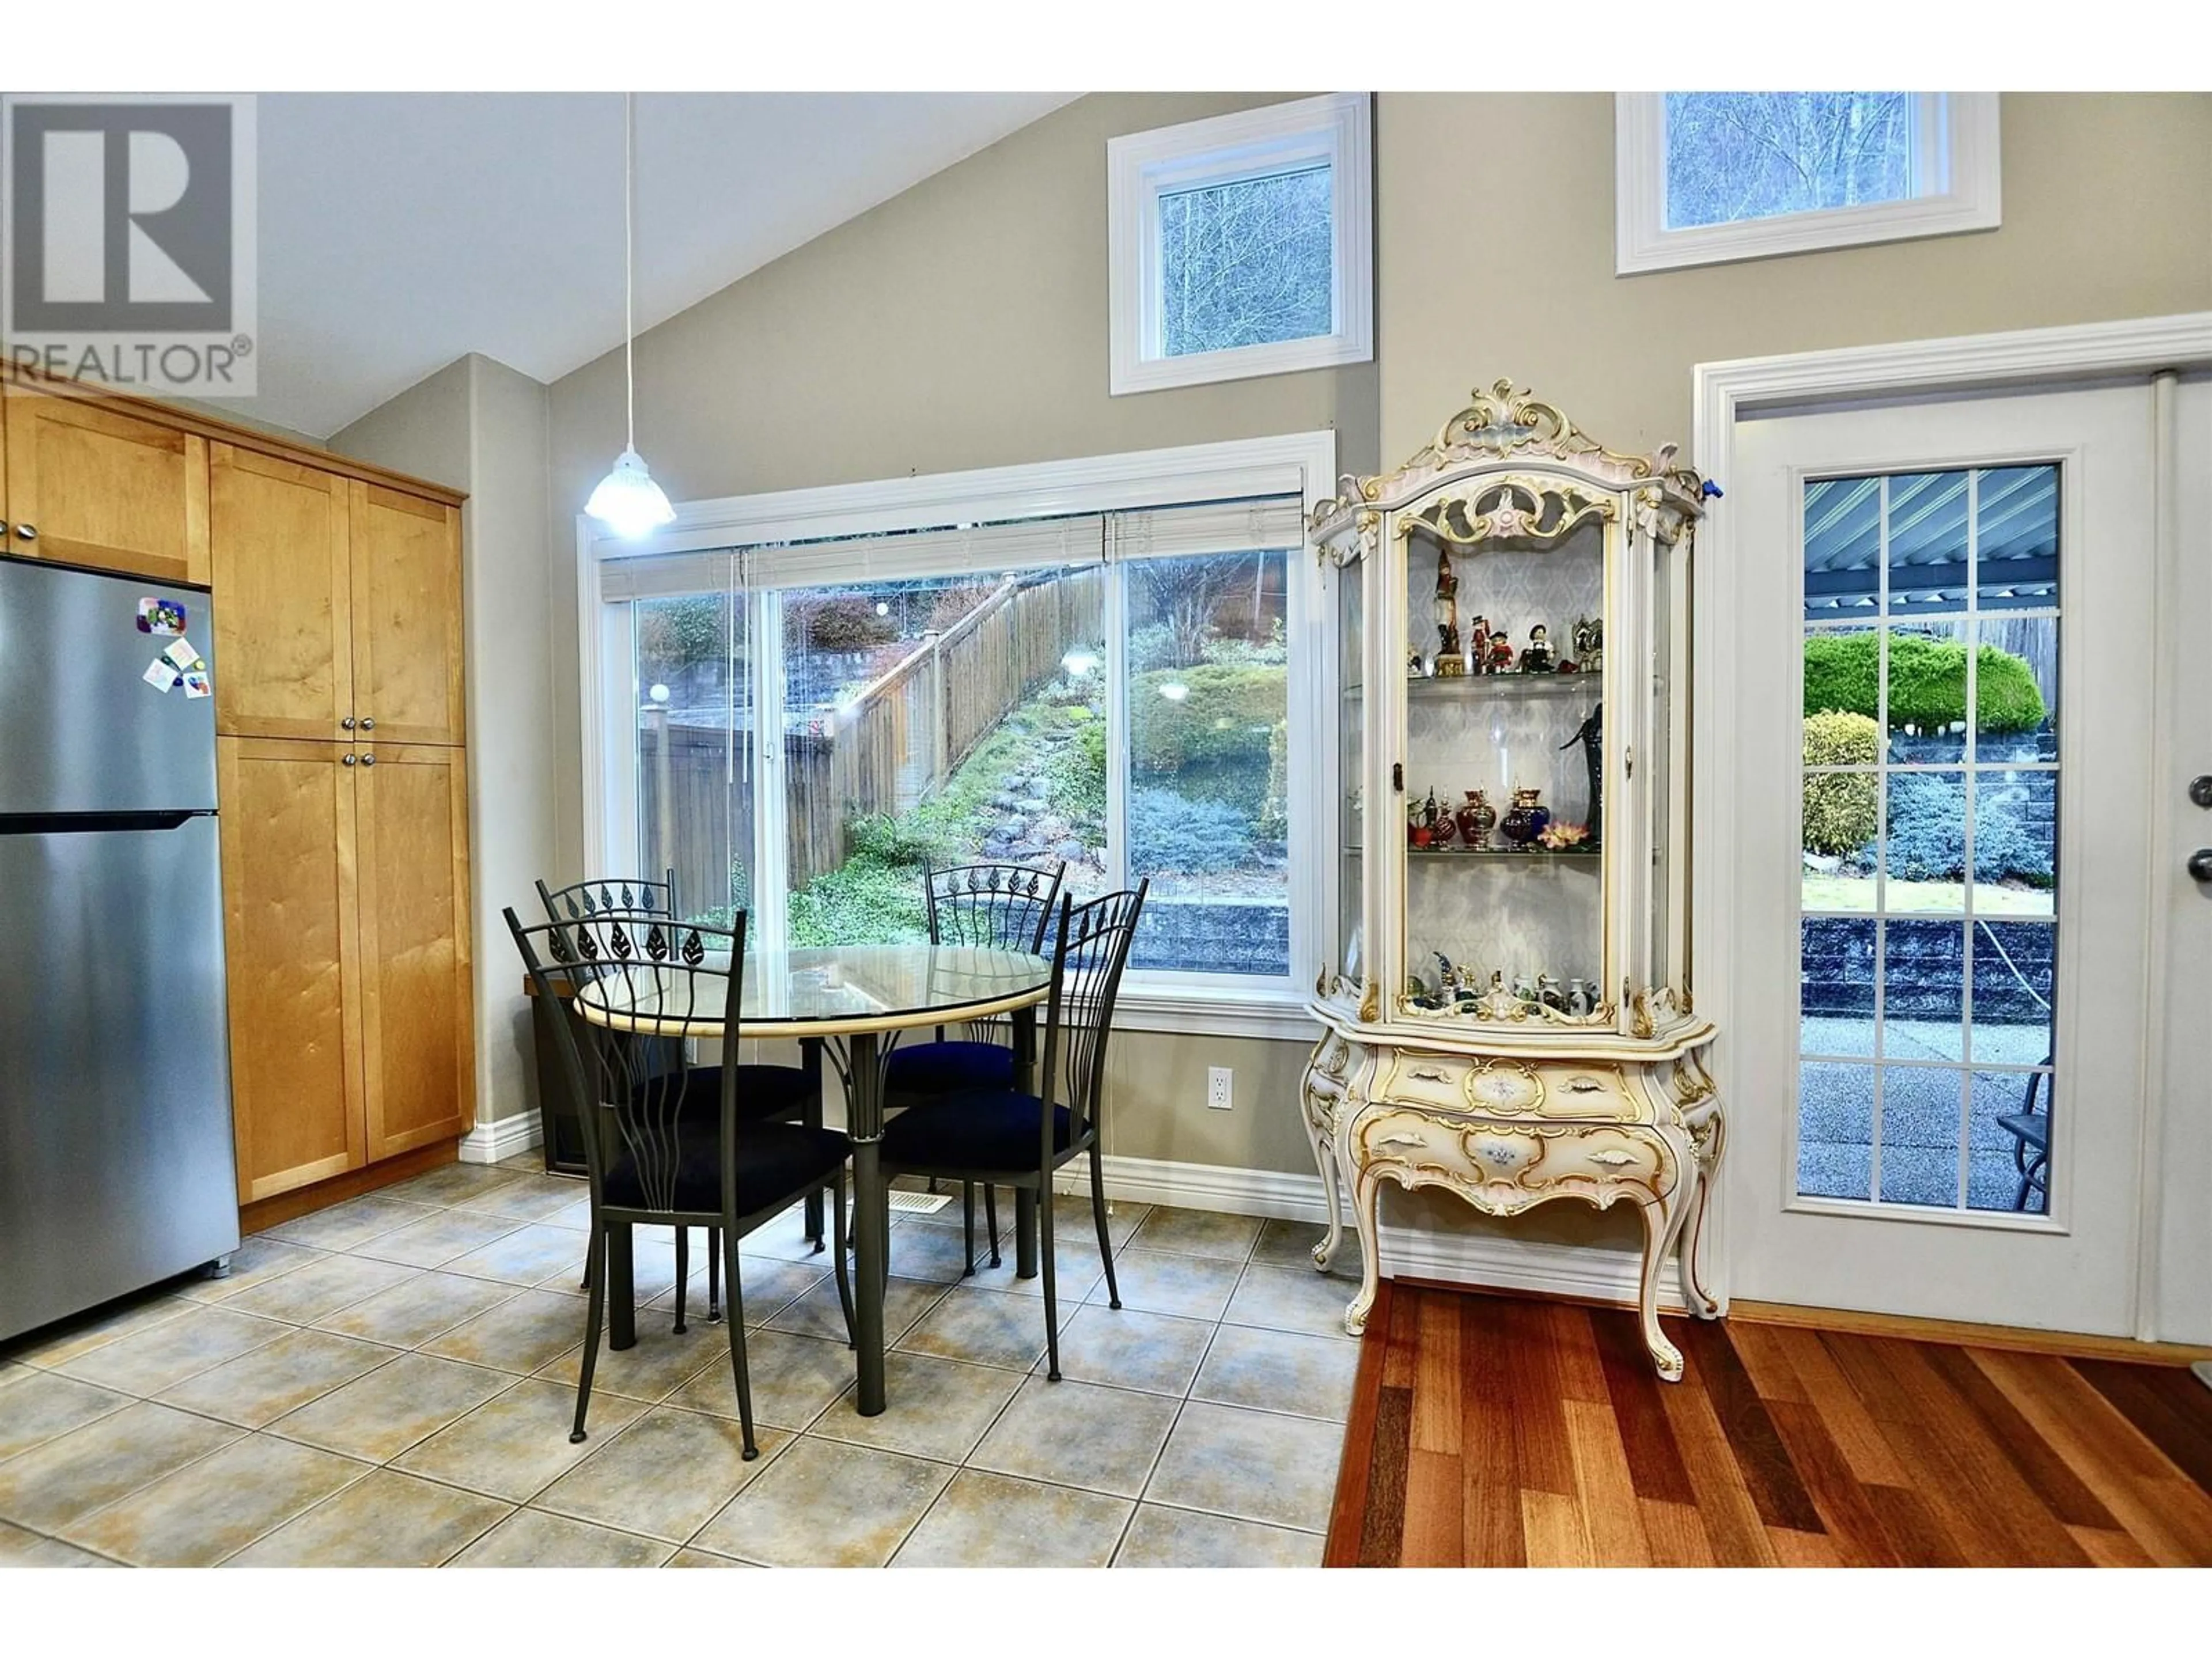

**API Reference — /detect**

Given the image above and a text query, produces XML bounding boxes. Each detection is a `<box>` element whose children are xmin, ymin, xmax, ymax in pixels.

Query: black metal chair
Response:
<box><xmin>508</xmin><ymin>908</ymin><xmax>853</xmax><ymax>1456</ymax></box>
<box><xmin>884</xmin><ymin>859</ymin><xmax>1065</xmax><ymax>1275</ymax></box>
<box><xmin>878</xmin><ymin>882</ymin><xmax>1146</xmax><ymax>1381</ymax></box>
<box><xmin>539</xmin><ymin>877</ymin><xmax>830</xmax><ymax>1328</ymax></box>
<box><xmin>1997</xmin><ymin>1056</ymin><xmax>2055</xmax><ymax>1214</ymax></box>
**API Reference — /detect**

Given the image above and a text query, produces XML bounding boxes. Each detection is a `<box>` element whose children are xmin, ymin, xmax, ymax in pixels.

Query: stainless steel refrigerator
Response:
<box><xmin>0</xmin><ymin>556</ymin><xmax>239</xmax><ymax>1343</ymax></box>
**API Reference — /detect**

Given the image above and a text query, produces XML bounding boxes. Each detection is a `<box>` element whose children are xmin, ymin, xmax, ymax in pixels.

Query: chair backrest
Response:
<box><xmin>537</xmin><ymin>870</ymin><xmax>680</xmax><ymax>930</ymax></box>
<box><xmin>1036</xmin><ymin>882</ymin><xmax>1148</xmax><ymax>1139</ymax></box>
<box><xmin>506</xmin><ymin>904</ymin><xmax>741</xmax><ymax>1218</ymax></box>
<box><xmin>924</xmin><ymin>860</ymin><xmax>1066</xmax><ymax>953</ymax></box>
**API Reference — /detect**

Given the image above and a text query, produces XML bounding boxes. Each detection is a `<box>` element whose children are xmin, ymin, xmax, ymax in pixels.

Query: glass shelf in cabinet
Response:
<box><xmin>1403</xmin><ymin>672</ymin><xmax>1601</xmax><ymax>700</ymax></box>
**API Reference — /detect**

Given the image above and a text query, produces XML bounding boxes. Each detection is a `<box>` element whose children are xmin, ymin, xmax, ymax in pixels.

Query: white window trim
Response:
<box><xmin>1107</xmin><ymin>93</ymin><xmax>1373</xmax><ymax>397</ymax></box>
<box><xmin>577</xmin><ymin>429</ymin><xmax>1339</xmax><ymax>1041</ymax></box>
<box><xmin>1615</xmin><ymin>92</ymin><xmax>2001</xmax><ymax>276</ymax></box>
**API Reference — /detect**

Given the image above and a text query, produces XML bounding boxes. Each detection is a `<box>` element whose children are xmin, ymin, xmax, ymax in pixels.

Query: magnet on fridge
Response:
<box><xmin>143</xmin><ymin>659</ymin><xmax>182</xmax><ymax>693</ymax></box>
<box><xmin>136</xmin><ymin>597</ymin><xmax>188</xmax><ymax>635</ymax></box>
<box><xmin>164</xmin><ymin>638</ymin><xmax>202</xmax><ymax>671</ymax></box>
<box><xmin>180</xmin><ymin>670</ymin><xmax>213</xmax><ymax>699</ymax></box>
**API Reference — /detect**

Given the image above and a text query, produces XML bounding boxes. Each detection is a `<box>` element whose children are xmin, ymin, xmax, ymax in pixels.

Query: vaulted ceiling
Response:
<box><xmin>242</xmin><ymin>92</ymin><xmax>1076</xmax><ymax>436</ymax></box>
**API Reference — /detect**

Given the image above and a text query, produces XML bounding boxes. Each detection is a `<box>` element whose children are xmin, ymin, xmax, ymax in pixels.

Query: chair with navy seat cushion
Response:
<box><xmin>884</xmin><ymin>859</ymin><xmax>1065</xmax><ymax>1273</ymax></box>
<box><xmin>508</xmin><ymin>908</ymin><xmax>852</xmax><ymax>1456</ymax></box>
<box><xmin>880</xmin><ymin>882</ymin><xmax>1146</xmax><ymax>1381</ymax></box>
<box><xmin>539</xmin><ymin>876</ymin><xmax>830</xmax><ymax>1328</ymax></box>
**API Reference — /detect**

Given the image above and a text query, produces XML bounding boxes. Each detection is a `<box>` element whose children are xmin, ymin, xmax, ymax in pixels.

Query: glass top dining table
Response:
<box><xmin>568</xmin><ymin>942</ymin><xmax>1053</xmax><ymax>1418</ymax></box>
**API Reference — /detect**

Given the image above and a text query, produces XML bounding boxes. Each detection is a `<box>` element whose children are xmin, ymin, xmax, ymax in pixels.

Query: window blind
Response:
<box><xmin>596</xmin><ymin>494</ymin><xmax>1305</xmax><ymax>601</ymax></box>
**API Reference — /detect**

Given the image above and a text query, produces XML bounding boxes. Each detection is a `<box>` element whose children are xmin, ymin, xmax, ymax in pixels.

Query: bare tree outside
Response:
<box><xmin>1160</xmin><ymin>165</ymin><xmax>1333</xmax><ymax>356</ymax></box>
<box><xmin>1665</xmin><ymin>93</ymin><xmax>1915</xmax><ymax>230</ymax></box>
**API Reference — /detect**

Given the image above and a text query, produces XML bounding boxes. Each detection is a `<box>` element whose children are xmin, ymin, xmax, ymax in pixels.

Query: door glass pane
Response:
<box><xmin>1969</xmin><ymin>1069</ymin><xmax>2053</xmax><ymax>1215</ymax></box>
<box><xmin>779</xmin><ymin>568</ymin><xmax>1108</xmax><ymax>946</ymax></box>
<box><xmin>635</xmin><ymin>584</ymin><xmax>752</xmax><ymax>926</ymax></box>
<box><xmin>1797</xmin><ymin>467</ymin><xmax>2061</xmax><ymax>1212</ymax></box>
<box><xmin>1125</xmin><ymin>548</ymin><xmax>1291</xmax><ymax>976</ymax></box>
<box><xmin>1338</xmin><ymin>554</ymin><xmax>1365</xmax><ymax>986</ymax></box>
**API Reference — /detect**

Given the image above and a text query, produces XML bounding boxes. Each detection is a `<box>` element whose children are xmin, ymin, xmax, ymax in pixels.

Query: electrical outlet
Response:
<box><xmin>1206</xmin><ymin>1066</ymin><xmax>1234</xmax><ymax>1111</ymax></box>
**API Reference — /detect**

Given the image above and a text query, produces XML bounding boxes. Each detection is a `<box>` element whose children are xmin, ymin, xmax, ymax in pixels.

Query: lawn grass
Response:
<box><xmin>1800</xmin><ymin>874</ymin><xmax>2052</xmax><ymax>916</ymax></box>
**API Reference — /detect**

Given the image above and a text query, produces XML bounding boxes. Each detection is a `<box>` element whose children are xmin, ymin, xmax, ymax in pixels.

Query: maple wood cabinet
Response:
<box><xmin>2</xmin><ymin>380</ymin><xmax>210</xmax><ymax>582</ymax></box>
<box><xmin>1</xmin><ymin>369</ymin><xmax>476</xmax><ymax>1210</ymax></box>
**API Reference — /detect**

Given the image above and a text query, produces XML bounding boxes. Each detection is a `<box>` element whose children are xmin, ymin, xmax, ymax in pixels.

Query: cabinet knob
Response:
<box><xmin>359</xmin><ymin>752</ymin><xmax>376</xmax><ymax>767</ymax></box>
<box><xmin>2190</xmin><ymin>849</ymin><xmax>2212</xmax><ymax>884</ymax></box>
<box><xmin>359</xmin><ymin>717</ymin><xmax>376</xmax><ymax>732</ymax></box>
<box><xmin>341</xmin><ymin>753</ymin><xmax>358</xmax><ymax>767</ymax></box>
<box><xmin>12</xmin><ymin>524</ymin><xmax>35</xmax><ymax>541</ymax></box>
<box><xmin>340</xmin><ymin>716</ymin><xmax>355</xmax><ymax>730</ymax></box>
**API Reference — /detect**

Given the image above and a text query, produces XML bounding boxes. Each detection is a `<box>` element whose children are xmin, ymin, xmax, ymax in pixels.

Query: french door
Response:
<box><xmin>1724</xmin><ymin>383</ymin><xmax>2166</xmax><ymax>1336</ymax></box>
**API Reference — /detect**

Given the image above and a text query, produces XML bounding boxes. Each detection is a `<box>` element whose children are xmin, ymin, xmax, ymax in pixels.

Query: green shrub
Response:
<box><xmin>787</xmin><ymin>854</ymin><xmax>928</xmax><ymax>946</ymax></box>
<box><xmin>1130</xmin><ymin>662</ymin><xmax>1285</xmax><ymax>771</ymax></box>
<box><xmin>1802</xmin><ymin>710</ymin><xmax>1880</xmax><ymax>855</ymax></box>
<box><xmin>1255</xmin><ymin>718</ymin><xmax>1289</xmax><ymax>844</ymax></box>
<box><xmin>1801</xmin><ymin>632</ymin><xmax>2046</xmax><ymax>734</ymax></box>
<box><xmin>1130</xmin><ymin>789</ymin><xmax>1250</xmax><ymax>874</ymax></box>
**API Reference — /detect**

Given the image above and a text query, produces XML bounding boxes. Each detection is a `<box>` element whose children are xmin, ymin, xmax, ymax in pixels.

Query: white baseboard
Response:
<box><xmin>458</xmin><ymin>1113</ymin><xmax>543</xmax><ymax>1165</ymax></box>
<box><xmin>1055</xmin><ymin>1152</ymin><xmax>1686</xmax><ymax>1316</ymax></box>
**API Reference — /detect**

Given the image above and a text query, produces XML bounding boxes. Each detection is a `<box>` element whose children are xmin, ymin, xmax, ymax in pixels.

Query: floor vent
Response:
<box><xmin>887</xmin><ymin>1191</ymin><xmax>954</xmax><ymax>1215</ymax></box>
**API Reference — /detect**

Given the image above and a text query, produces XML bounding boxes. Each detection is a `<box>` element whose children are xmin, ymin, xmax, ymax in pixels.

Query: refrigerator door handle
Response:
<box><xmin>0</xmin><ymin>810</ymin><xmax>206</xmax><ymax>835</ymax></box>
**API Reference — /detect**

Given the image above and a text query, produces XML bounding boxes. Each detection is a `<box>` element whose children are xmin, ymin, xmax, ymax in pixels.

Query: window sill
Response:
<box><xmin>1113</xmin><ymin>984</ymin><xmax>1320</xmax><ymax>1044</ymax></box>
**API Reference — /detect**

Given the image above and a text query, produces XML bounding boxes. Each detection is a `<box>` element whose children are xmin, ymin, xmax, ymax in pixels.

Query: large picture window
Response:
<box><xmin>1615</xmin><ymin>92</ymin><xmax>2000</xmax><ymax>275</ymax></box>
<box><xmin>583</xmin><ymin>437</ymin><xmax>1336</xmax><ymax>1036</ymax></box>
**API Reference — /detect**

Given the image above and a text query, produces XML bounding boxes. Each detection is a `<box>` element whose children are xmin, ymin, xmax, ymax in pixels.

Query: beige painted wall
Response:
<box><xmin>540</xmin><ymin>92</ymin><xmax>1382</xmax><ymax>1175</ymax></box>
<box><xmin>333</xmin><ymin>354</ymin><xmax>558</xmax><ymax>1129</ymax></box>
<box><xmin>1377</xmin><ymin>92</ymin><xmax>2212</xmax><ymax>464</ymax></box>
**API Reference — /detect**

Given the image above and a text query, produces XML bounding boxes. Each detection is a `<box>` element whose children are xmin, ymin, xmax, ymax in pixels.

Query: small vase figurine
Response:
<box><xmin>1407</xmin><ymin>800</ymin><xmax>1430</xmax><ymax>848</ymax></box>
<box><xmin>1498</xmin><ymin>786</ymin><xmax>1551</xmax><ymax>849</ymax></box>
<box><xmin>1455</xmin><ymin>788</ymin><xmax>1496</xmax><ymax>850</ymax></box>
<box><xmin>1566</xmin><ymin>978</ymin><xmax>1594</xmax><ymax>1017</ymax></box>
<box><xmin>1521</xmin><ymin>624</ymin><xmax>1556</xmax><ymax>673</ymax></box>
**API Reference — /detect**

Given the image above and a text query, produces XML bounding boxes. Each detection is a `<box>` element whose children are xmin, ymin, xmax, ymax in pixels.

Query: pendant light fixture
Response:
<box><xmin>585</xmin><ymin>90</ymin><xmax>676</xmax><ymax>539</ymax></box>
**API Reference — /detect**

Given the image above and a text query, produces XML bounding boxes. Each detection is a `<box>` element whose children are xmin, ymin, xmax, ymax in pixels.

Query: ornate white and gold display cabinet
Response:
<box><xmin>1302</xmin><ymin>381</ymin><xmax>1722</xmax><ymax>1380</ymax></box>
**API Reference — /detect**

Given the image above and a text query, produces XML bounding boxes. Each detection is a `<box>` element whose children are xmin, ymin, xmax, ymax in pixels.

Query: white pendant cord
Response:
<box><xmin>623</xmin><ymin>89</ymin><xmax>637</xmax><ymax>453</ymax></box>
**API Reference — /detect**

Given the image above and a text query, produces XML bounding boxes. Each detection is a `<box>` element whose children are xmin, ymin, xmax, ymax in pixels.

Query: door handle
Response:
<box><xmin>2191</xmin><ymin>775</ymin><xmax>2212</xmax><ymax>809</ymax></box>
<box><xmin>2189</xmin><ymin>849</ymin><xmax>2212</xmax><ymax>883</ymax></box>
<box><xmin>13</xmin><ymin>524</ymin><xmax>35</xmax><ymax>541</ymax></box>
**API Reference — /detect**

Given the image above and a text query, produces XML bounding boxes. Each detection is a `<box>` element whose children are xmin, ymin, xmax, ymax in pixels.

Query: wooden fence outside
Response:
<box><xmin>638</xmin><ymin>566</ymin><xmax>1105</xmax><ymax>909</ymax></box>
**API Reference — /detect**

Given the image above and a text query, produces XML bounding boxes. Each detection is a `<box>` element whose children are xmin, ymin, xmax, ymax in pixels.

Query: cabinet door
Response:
<box><xmin>350</xmin><ymin>482</ymin><xmax>464</xmax><ymax>745</ymax></box>
<box><xmin>209</xmin><ymin>445</ymin><xmax>353</xmax><ymax>738</ymax></box>
<box><xmin>2</xmin><ymin>383</ymin><xmax>210</xmax><ymax>582</ymax></box>
<box><xmin>217</xmin><ymin>737</ymin><xmax>366</xmax><ymax>1202</ymax></box>
<box><xmin>354</xmin><ymin>743</ymin><xmax>475</xmax><ymax>1160</ymax></box>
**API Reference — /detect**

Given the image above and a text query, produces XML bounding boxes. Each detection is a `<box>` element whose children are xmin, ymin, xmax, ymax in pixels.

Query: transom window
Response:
<box><xmin>1615</xmin><ymin>92</ymin><xmax>2000</xmax><ymax>274</ymax></box>
<box><xmin>1796</xmin><ymin>465</ymin><xmax>2059</xmax><ymax>1215</ymax></box>
<box><xmin>1108</xmin><ymin>93</ymin><xmax>1372</xmax><ymax>395</ymax></box>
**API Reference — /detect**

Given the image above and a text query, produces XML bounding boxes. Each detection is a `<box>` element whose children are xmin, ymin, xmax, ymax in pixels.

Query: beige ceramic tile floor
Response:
<box><xmin>0</xmin><ymin>1157</ymin><xmax>1354</xmax><ymax>1568</ymax></box>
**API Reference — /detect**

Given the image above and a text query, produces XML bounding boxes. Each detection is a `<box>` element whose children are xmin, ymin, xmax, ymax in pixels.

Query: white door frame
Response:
<box><xmin>1690</xmin><ymin>310</ymin><xmax>2212</xmax><ymax>1338</ymax></box>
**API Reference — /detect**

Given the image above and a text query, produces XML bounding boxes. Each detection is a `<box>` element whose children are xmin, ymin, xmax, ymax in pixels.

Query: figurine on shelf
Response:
<box><xmin>1560</xmin><ymin>703</ymin><xmax>1603</xmax><ymax>846</ymax></box>
<box><xmin>1407</xmin><ymin>641</ymin><xmax>1428</xmax><ymax>679</ymax></box>
<box><xmin>1537</xmin><ymin>820</ymin><xmax>1589</xmax><ymax>852</ymax></box>
<box><xmin>1566</xmin><ymin>978</ymin><xmax>1595</xmax><ymax>1017</ymax></box>
<box><xmin>1511</xmin><ymin>975</ymin><xmax>1539</xmax><ymax>1004</ymax></box>
<box><xmin>1538</xmin><ymin>975</ymin><xmax>1566</xmax><ymax>1012</ymax></box>
<box><xmin>1521</xmin><ymin>624</ymin><xmax>1556</xmax><ymax>673</ymax></box>
<box><xmin>1571</xmin><ymin>615</ymin><xmax>1604</xmax><ymax>673</ymax></box>
<box><xmin>1468</xmin><ymin>615</ymin><xmax>1491</xmax><ymax>671</ymax></box>
<box><xmin>1433</xmin><ymin>798</ymin><xmax>1459</xmax><ymax>848</ymax></box>
<box><xmin>1498</xmin><ymin>786</ymin><xmax>1551</xmax><ymax>849</ymax></box>
<box><xmin>1407</xmin><ymin>797</ymin><xmax>1431</xmax><ymax>848</ymax></box>
<box><xmin>1433</xmin><ymin>550</ymin><xmax>1465</xmax><ymax>676</ymax></box>
<box><xmin>1455</xmin><ymin>788</ymin><xmax>1496</xmax><ymax>850</ymax></box>
<box><xmin>1484</xmin><ymin>630</ymin><xmax>1516</xmax><ymax>674</ymax></box>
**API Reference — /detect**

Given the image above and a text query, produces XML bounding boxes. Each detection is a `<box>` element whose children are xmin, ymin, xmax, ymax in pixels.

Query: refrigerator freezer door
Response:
<box><xmin>0</xmin><ymin>815</ymin><xmax>239</xmax><ymax>1341</ymax></box>
<box><xmin>0</xmin><ymin>556</ymin><xmax>218</xmax><ymax>814</ymax></box>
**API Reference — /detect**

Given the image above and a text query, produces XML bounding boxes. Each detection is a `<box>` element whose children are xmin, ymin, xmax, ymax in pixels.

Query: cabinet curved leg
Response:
<box><xmin>1311</xmin><ymin>1126</ymin><xmax>1345</xmax><ymax>1272</ymax></box>
<box><xmin>1637</xmin><ymin>1192</ymin><xmax>1688</xmax><ymax>1383</ymax></box>
<box><xmin>1677</xmin><ymin>1112</ymin><xmax>1725</xmax><ymax>1319</ymax></box>
<box><xmin>1344</xmin><ymin>1166</ymin><xmax>1385</xmax><ymax>1336</ymax></box>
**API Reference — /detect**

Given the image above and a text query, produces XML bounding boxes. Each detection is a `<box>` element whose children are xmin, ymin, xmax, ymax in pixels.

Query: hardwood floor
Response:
<box><xmin>1327</xmin><ymin>1280</ymin><xmax>2212</xmax><ymax>1567</ymax></box>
